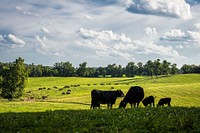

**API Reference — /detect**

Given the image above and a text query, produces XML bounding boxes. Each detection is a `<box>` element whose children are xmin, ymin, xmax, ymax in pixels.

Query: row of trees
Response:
<box><xmin>26</xmin><ymin>59</ymin><xmax>181</xmax><ymax>77</ymax></box>
<box><xmin>1</xmin><ymin>59</ymin><xmax>200</xmax><ymax>79</ymax></box>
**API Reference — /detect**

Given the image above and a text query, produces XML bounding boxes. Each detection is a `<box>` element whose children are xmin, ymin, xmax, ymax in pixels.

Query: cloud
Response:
<box><xmin>194</xmin><ymin>23</ymin><xmax>200</xmax><ymax>30</ymax></box>
<box><xmin>78</xmin><ymin>28</ymin><xmax>132</xmax><ymax>43</ymax></box>
<box><xmin>160</xmin><ymin>29</ymin><xmax>186</xmax><ymax>41</ymax></box>
<box><xmin>15</xmin><ymin>6</ymin><xmax>41</xmax><ymax>17</ymax></box>
<box><xmin>77</xmin><ymin>28</ymin><xmax>183</xmax><ymax>60</ymax></box>
<box><xmin>127</xmin><ymin>0</ymin><xmax>192</xmax><ymax>20</ymax></box>
<box><xmin>41</xmin><ymin>27</ymin><xmax>50</xmax><ymax>33</ymax></box>
<box><xmin>0</xmin><ymin>35</ymin><xmax>4</xmax><ymax>41</ymax></box>
<box><xmin>144</xmin><ymin>27</ymin><xmax>157</xmax><ymax>36</ymax></box>
<box><xmin>7</xmin><ymin>34</ymin><xmax>26</xmax><ymax>45</ymax></box>
<box><xmin>85</xmin><ymin>15</ymin><xmax>94</xmax><ymax>20</ymax></box>
<box><xmin>35</xmin><ymin>35</ymin><xmax>46</xmax><ymax>47</ymax></box>
<box><xmin>160</xmin><ymin>29</ymin><xmax>200</xmax><ymax>46</ymax></box>
<box><xmin>0</xmin><ymin>34</ymin><xmax>26</xmax><ymax>49</ymax></box>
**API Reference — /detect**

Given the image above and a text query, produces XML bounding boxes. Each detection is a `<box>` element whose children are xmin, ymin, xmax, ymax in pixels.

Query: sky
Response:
<box><xmin>0</xmin><ymin>0</ymin><xmax>200</xmax><ymax>67</ymax></box>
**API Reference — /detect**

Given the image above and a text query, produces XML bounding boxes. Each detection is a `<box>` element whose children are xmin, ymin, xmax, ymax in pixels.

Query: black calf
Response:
<box><xmin>142</xmin><ymin>96</ymin><xmax>156</xmax><ymax>107</ymax></box>
<box><xmin>157</xmin><ymin>98</ymin><xmax>171</xmax><ymax>107</ymax></box>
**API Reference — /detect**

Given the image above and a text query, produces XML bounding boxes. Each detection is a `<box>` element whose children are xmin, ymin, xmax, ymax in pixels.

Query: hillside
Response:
<box><xmin>0</xmin><ymin>74</ymin><xmax>200</xmax><ymax>112</ymax></box>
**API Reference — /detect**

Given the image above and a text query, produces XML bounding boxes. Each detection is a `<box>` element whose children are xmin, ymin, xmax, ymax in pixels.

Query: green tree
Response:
<box><xmin>170</xmin><ymin>63</ymin><xmax>178</xmax><ymax>74</ymax></box>
<box><xmin>125</xmin><ymin>62</ymin><xmax>137</xmax><ymax>77</ymax></box>
<box><xmin>137</xmin><ymin>62</ymin><xmax>144</xmax><ymax>76</ymax></box>
<box><xmin>161</xmin><ymin>60</ymin><xmax>171</xmax><ymax>76</ymax></box>
<box><xmin>153</xmin><ymin>59</ymin><xmax>161</xmax><ymax>77</ymax></box>
<box><xmin>77</xmin><ymin>62</ymin><xmax>87</xmax><ymax>77</ymax></box>
<box><xmin>0</xmin><ymin>57</ymin><xmax>28</xmax><ymax>99</ymax></box>
<box><xmin>144</xmin><ymin>60</ymin><xmax>154</xmax><ymax>77</ymax></box>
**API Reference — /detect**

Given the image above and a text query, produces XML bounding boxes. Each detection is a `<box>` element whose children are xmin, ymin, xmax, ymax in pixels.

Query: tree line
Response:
<box><xmin>0</xmin><ymin>59</ymin><xmax>198</xmax><ymax>78</ymax></box>
<box><xmin>1</xmin><ymin>59</ymin><xmax>200</xmax><ymax>79</ymax></box>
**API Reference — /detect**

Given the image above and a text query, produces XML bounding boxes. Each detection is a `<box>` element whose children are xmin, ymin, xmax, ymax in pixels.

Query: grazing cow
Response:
<box><xmin>157</xmin><ymin>98</ymin><xmax>171</xmax><ymax>107</ymax></box>
<box><xmin>42</xmin><ymin>95</ymin><xmax>49</xmax><ymax>99</ymax></box>
<box><xmin>66</xmin><ymin>89</ymin><xmax>71</xmax><ymax>94</ymax></box>
<box><xmin>91</xmin><ymin>89</ymin><xmax>124</xmax><ymax>109</ymax></box>
<box><xmin>119</xmin><ymin>86</ymin><xmax>144</xmax><ymax>108</ymax></box>
<box><xmin>142</xmin><ymin>96</ymin><xmax>156</xmax><ymax>107</ymax></box>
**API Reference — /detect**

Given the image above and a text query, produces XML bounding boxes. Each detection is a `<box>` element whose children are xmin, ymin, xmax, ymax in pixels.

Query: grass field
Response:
<box><xmin>0</xmin><ymin>74</ymin><xmax>200</xmax><ymax>112</ymax></box>
<box><xmin>0</xmin><ymin>74</ymin><xmax>200</xmax><ymax>132</ymax></box>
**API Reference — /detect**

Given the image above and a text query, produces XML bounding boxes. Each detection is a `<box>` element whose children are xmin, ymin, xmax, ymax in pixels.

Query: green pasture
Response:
<box><xmin>0</xmin><ymin>74</ymin><xmax>200</xmax><ymax>112</ymax></box>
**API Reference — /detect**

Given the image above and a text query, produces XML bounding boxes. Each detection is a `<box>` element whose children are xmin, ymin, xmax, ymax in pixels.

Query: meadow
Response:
<box><xmin>0</xmin><ymin>74</ymin><xmax>200</xmax><ymax>132</ymax></box>
<box><xmin>0</xmin><ymin>74</ymin><xmax>200</xmax><ymax>112</ymax></box>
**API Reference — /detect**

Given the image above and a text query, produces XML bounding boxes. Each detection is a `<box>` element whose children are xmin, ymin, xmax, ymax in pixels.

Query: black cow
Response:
<box><xmin>119</xmin><ymin>86</ymin><xmax>144</xmax><ymax>108</ymax></box>
<box><xmin>157</xmin><ymin>98</ymin><xmax>171</xmax><ymax>107</ymax></box>
<box><xmin>91</xmin><ymin>89</ymin><xmax>124</xmax><ymax>109</ymax></box>
<box><xmin>142</xmin><ymin>96</ymin><xmax>156</xmax><ymax>107</ymax></box>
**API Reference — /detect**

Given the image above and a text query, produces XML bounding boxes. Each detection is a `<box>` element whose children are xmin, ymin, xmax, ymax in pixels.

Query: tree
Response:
<box><xmin>137</xmin><ymin>62</ymin><xmax>144</xmax><ymax>76</ymax></box>
<box><xmin>170</xmin><ymin>63</ymin><xmax>178</xmax><ymax>74</ymax></box>
<box><xmin>161</xmin><ymin>60</ymin><xmax>171</xmax><ymax>76</ymax></box>
<box><xmin>153</xmin><ymin>59</ymin><xmax>161</xmax><ymax>77</ymax></box>
<box><xmin>144</xmin><ymin>60</ymin><xmax>154</xmax><ymax>77</ymax></box>
<box><xmin>76</xmin><ymin>62</ymin><xmax>87</xmax><ymax>77</ymax></box>
<box><xmin>0</xmin><ymin>57</ymin><xmax>28</xmax><ymax>99</ymax></box>
<box><xmin>181</xmin><ymin>64</ymin><xmax>192</xmax><ymax>74</ymax></box>
<box><xmin>125</xmin><ymin>62</ymin><xmax>137</xmax><ymax>77</ymax></box>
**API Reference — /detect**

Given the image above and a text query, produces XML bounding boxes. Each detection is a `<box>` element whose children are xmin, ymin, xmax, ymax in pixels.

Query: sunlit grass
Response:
<box><xmin>0</xmin><ymin>74</ymin><xmax>200</xmax><ymax>112</ymax></box>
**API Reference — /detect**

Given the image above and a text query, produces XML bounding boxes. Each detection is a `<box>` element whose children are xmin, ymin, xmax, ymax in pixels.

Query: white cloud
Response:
<box><xmin>35</xmin><ymin>35</ymin><xmax>46</xmax><ymax>47</ymax></box>
<box><xmin>41</xmin><ymin>27</ymin><xmax>50</xmax><ymax>33</ymax></box>
<box><xmin>160</xmin><ymin>29</ymin><xmax>186</xmax><ymax>41</ymax></box>
<box><xmin>176</xmin><ymin>45</ymin><xmax>184</xmax><ymax>49</ymax></box>
<box><xmin>144</xmin><ymin>27</ymin><xmax>157</xmax><ymax>37</ymax></box>
<box><xmin>85</xmin><ymin>15</ymin><xmax>94</xmax><ymax>21</ymax></box>
<box><xmin>194</xmin><ymin>23</ymin><xmax>200</xmax><ymax>30</ymax></box>
<box><xmin>127</xmin><ymin>0</ymin><xmax>192</xmax><ymax>20</ymax></box>
<box><xmin>77</xmin><ymin>28</ymin><xmax>183</xmax><ymax>60</ymax></box>
<box><xmin>78</xmin><ymin>28</ymin><xmax>132</xmax><ymax>43</ymax></box>
<box><xmin>187</xmin><ymin>31</ymin><xmax>200</xmax><ymax>42</ymax></box>
<box><xmin>160</xmin><ymin>29</ymin><xmax>200</xmax><ymax>45</ymax></box>
<box><xmin>0</xmin><ymin>35</ymin><xmax>4</xmax><ymax>41</ymax></box>
<box><xmin>7</xmin><ymin>34</ymin><xmax>26</xmax><ymax>45</ymax></box>
<box><xmin>15</xmin><ymin>6</ymin><xmax>41</xmax><ymax>17</ymax></box>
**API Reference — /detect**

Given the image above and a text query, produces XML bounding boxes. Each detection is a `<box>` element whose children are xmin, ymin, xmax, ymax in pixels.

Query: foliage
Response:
<box><xmin>0</xmin><ymin>57</ymin><xmax>28</xmax><ymax>99</ymax></box>
<box><xmin>0</xmin><ymin>107</ymin><xmax>199</xmax><ymax>133</ymax></box>
<box><xmin>6</xmin><ymin>59</ymin><xmax>182</xmax><ymax>77</ymax></box>
<box><xmin>181</xmin><ymin>64</ymin><xmax>200</xmax><ymax>74</ymax></box>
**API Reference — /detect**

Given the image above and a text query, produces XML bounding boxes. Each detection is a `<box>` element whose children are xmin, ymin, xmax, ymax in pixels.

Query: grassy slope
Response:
<box><xmin>0</xmin><ymin>74</ymin><xmax>200</xmax><ymax>112</ymax></box>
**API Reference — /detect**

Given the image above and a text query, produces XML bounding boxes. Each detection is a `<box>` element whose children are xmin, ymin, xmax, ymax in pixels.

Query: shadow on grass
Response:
<box><xmin>47</xmin><ymin>100</ymin><xmax>91</xmax><ymax>106</ymax></box>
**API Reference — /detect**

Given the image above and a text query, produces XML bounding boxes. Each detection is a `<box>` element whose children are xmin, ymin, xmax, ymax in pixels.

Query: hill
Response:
<box><xmin>0</xmin><ymin>74</ymin><xmax>200</xmax><ymax>112</ymax></box>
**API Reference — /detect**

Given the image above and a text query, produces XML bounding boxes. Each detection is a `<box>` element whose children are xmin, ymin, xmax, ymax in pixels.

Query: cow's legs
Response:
<box><xmin>137</xmin><ymin>102</ymin><xmax>140</xmax><ymax>107</ymax></box>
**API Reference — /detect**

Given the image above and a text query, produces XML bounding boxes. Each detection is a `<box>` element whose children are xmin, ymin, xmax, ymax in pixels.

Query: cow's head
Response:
<box><xmin>117</xmin><ymin>90</ymin><xmax>124</xmax><ymax>97</ymax></box>
<box><xmin>142</xmin><ymin>100</ymin><xmax>148</xmax><ymax>107</ymax></box>
<box><xmin>119</xmin><ymin>100</ymin><xmax>127</xmax><ymax>108</ymax></box>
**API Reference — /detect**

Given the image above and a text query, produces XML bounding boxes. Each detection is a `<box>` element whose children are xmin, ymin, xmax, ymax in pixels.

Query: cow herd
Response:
<box><xmin>91</xmin><ymin>86</ymin><xmax>171</xmax><ymax>109</ymax></box>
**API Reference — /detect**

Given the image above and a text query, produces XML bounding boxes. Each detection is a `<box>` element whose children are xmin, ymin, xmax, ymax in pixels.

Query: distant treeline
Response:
<box><xmin>0</xmin><ymin>59</ymin><xmax>200</xmax><ymax>77</ymax></box>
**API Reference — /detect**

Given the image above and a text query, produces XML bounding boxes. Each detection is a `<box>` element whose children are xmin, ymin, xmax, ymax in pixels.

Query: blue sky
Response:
<box><xmin>0</xmin><ymin>0</ymin><xmax>200</xmax><ymax>67</ymax></box>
